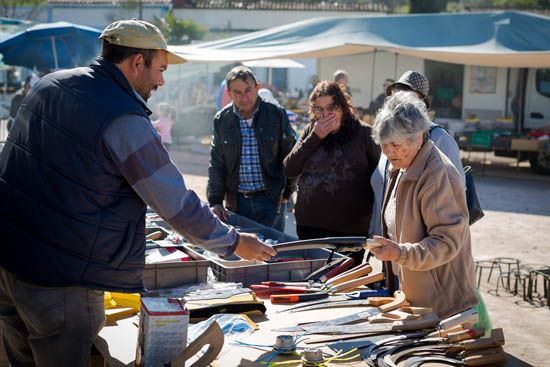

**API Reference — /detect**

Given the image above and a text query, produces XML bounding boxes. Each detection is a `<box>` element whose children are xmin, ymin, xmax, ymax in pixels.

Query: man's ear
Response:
<box><xmin>226</xmin><ymin>88</ymin><xmax>231</xmax><ymax>97</ymax></box>
<box><xmin>128</xmin><ymin>53</ymin><xmax>145</xmax><ymax>75</ymax></box>
<box><xmin>256</xmin><ymin>84</ymin><xmax>260</xmax><ymax>91</ymax></box>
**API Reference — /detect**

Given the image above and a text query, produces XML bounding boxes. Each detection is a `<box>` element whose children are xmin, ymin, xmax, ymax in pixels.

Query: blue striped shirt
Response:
<box><xmin>234</xmin><ymin>104</ymin><xmax>266</xmax><ymax>193</ymax></box>
<box><xmin>101</xmin><ymin>110</ymin><xmax>239</xmax><ymax>257</ymax></box>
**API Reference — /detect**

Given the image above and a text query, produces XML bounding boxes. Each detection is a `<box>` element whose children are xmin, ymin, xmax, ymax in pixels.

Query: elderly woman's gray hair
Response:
<box><xmin>371</xmin><ymin>91</ymin><xmax>431</xmax><ymax>145</ymax></box>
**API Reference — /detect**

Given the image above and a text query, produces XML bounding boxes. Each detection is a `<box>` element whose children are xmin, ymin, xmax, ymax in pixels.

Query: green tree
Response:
<box><xmin>0</xmin><ymin>0</ymin><xmax>44</xmax><ymax>19</ymax></box>
<box><xmin>410</xmin><ymin>0</ymin><xmax>448</xmax><ymax>12</ymax></box>
<box><xmin>152</xmin><ymin>11</ymin><xmax>207</xmax><ymax>45</ymax></box>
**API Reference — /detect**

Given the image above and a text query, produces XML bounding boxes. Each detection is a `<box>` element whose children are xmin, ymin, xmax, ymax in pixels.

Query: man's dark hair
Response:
<box><xmin>101</xmin><ymin>40</ymin><xmax>158</xmax><ymax>68</ymax></box>
<box><xmin>23</xmin><ymin>76</ymin><xmax>31</xmax><ymax>89</ymax></box>
<box><xmin>225</xmin><ymin>66</ymin><xmax>258</xmax><ymax>91</ymax></box>
<box><xmin>333</xmin><ymin>69</ymin><xmax>349</xmax><ymax>82</ymax></box>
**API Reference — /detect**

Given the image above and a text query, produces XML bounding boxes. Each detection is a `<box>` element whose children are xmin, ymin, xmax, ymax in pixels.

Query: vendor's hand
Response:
<box><xmin>211</xmin><ymin>204</ymin><xmax>227</xmax><ymax>222</ymax></box>
<box><xmin>234</xmin><ymin>233</ymin><xmax>277</xmax><ymax>261</ymax></box>
<box><xmin>312</xmin><ymin>113</ymin><xmax>338</xmax><ymax>139</ymax></box>
<box><xmin>369</xmin><ymin>236</ymin><xmax>400</xmax><ymax>262</ymax></box>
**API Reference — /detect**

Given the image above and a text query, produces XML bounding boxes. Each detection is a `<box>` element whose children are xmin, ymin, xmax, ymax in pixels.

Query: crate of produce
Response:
<box><xmin>454</xmin><ymin>131</ymin><xmax>472</xmax><ymax>149</ymax></box>
<box><xmin>495</xmin><ymin>117</ymin><xmax>514</xmax><ymax>130</ymax></box>
<box><xmin>471</xmin><ymin>131</ymin><xmax>492</xmax><ymax>148</ymax></box>
<box><xmin>491</xmin><ymin>134</ymin><xmax>512</xmax><ymax>150</ymax></box>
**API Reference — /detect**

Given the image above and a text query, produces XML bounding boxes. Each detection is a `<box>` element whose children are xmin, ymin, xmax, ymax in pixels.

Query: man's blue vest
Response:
<box><xmin>0</xmin><ymin>58</ymin><xmax>151</xmax><ymax>292</ymax></box>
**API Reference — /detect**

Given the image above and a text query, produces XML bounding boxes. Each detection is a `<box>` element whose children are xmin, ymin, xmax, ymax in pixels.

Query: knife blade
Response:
<box><xmin>300</xmin><ymin>312</ymin><xmax>439</xmax><ymax>334</ymax></box>
<box><xmin>278</xmin><ymin>288</ymin><xmax>391</xmax><ymax>314</ymax></box>
<box><xmin>288</xmin><ymin>297</ymin><xmax>395</xmax><ymax>313</ymax></box>
<box><xmin>273</xmin><ymin>307</ymin><xmax>382</xmax><ymax>332</ymax></box>
<box><xmin>272</xmin><ymin>236</ymin><xmax>367</xmax><ymax>252</ymax></box>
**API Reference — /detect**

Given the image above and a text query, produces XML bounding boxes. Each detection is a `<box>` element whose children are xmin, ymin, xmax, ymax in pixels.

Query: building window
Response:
<box><xmin>425</xmin><ymin>60</ymin><xmax>464</xmax><ymax>119</ymax></box>
<box><xmin>535</xmin><ymin>69</ymin><xmax>550</xmax><ymax>98</ymax></box>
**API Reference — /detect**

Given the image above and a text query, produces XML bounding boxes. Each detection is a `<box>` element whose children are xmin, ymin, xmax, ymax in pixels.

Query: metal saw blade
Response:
<box><xmin>272</xmin><ymin>308</ymin><xmax>380</xmax><ymax>332</ymax></box>
<box><xmin>290</xmin><ymin>299</ymin><xmax>373</xmax><ymax>312</ymax></box>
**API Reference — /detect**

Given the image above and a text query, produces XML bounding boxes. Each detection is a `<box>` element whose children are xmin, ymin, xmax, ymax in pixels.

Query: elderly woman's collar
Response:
<box><xmin>400</xmin><ymin>140</ymin><xmax>434</xmax><ymax>182</ymax></box>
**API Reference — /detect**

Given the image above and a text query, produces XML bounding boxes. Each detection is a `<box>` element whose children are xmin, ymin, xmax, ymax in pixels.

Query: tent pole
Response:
<box><xmin>50</xmin><ymin>36</ymin><xmax>59</xmax><ymax>70</ymax></box>
<box><xmin>394</xmin><ymin>52</ymin><xmax>398</xmax><ymax>79</ymax></box>
<box><xmin>504</xmin><ymin>67</ymin><xmax>510</xmax><ymax>117</ymax></box>
<box><xmin>369</xmin><ymin>49</ymin><xmax>377</xmax><ymax>104</ymax></box>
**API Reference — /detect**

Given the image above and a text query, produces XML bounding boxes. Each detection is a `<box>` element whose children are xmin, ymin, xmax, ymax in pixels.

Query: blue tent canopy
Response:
<box><xmin>171</xmin><ymin>11</ymin><xmax>550</xmax><ymax>67</ymax></box>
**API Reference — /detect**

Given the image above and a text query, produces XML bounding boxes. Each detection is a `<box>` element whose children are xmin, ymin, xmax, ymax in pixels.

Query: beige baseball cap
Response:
<box><xmin>99</xmin><ymin>19</ymin><xmax>186</xmax><ymax>65</ymax></box>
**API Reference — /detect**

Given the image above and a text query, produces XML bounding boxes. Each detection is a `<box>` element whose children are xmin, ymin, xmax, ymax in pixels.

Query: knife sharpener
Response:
<box><xmin>273</xmin><ymin>335</ymin><xmax>296</xmax><ymax>354</ymax></box>
<box><xmin>301</xmin><ymin>347</ymin><xmax>324</xmax><ymax>366</ymax></box>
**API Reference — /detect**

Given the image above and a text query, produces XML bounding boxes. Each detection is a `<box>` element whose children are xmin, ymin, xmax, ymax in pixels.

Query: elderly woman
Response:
<box><xmin>284</xmin><ymin>81</ymin><xmax>380</xmax><ymax>265</ymax></box>
<box><xmin>369</xmin><ymin>92</ymin><xmax>477</xmax><ymax>320</ymax></box>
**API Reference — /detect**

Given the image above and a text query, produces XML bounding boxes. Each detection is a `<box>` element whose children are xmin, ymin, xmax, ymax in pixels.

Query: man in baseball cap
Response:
<box><xmin>0</xmin><ymin>19</ymin><xmax>275</xmax><ymax>366</ymax></box>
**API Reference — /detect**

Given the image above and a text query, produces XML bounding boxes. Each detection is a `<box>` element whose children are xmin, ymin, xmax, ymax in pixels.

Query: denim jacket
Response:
<box><xmin>207</xmin><ymin>99</ymin><xmax>297</xmax><ymax>211</ymax></box>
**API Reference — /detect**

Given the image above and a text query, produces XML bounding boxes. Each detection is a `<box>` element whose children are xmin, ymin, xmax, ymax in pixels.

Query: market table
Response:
<box><xmin>94</xmin><ymin>296</ymin><xmax>508</xmax><ymax>367</ymax></box>
<box><xmin>94</xmin><ymin>300</ymin><xmax>369</xmax><ymax>366</ymax></box>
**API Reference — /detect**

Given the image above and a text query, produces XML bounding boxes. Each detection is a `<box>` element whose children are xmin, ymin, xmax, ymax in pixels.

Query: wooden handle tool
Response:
<box><xmin>377</xmin><ymin>290</ymin><xmax>406</xmax><ymax>313</ymax></box>
<box><xmin>146</xmin><ymin>231</ymin><xmax>163</xmax><ymax>240</ymax></box>
<box><xmin>328</xmin><ymin>271</ymin><xmax>383</xmax><ymax>293</ymax></box>
<box><xmin>322</xmin><ymin>263</ymin><xmax>372</xmax><ymax>288</ymax></box>
<box><xmin>463</xmin><ymin>347</ymin><xmax>506</xmax><ymax>366</ymax></box>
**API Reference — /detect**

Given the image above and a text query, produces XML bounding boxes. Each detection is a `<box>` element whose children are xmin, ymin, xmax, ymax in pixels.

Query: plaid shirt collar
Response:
<box><xmin>232</xmin><ymin>99</ymin><xmax>261</xmax><ymax>121</ymax></box>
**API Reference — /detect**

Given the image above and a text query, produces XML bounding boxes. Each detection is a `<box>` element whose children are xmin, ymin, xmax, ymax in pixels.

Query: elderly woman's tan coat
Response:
<box><xmin>382</xmin><ymin>140</ymin><xmax>478</xmax><ymax>320</ymax></box>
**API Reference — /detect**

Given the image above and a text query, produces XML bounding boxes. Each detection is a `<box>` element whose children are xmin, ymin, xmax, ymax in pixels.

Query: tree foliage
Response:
<box><xmin>152</xmin><ymin>11</ymin><xmax>207</xmax><ymax>45</ymax></box>
<box><xmin>0</xmin><ymin>0</ymin><xmax>44</xmax><ymax>19</ymax></box>
<box><xmin>409</xmin><ymin>0</ymin><xmax>449</xmax><ymax>12</ymax></box>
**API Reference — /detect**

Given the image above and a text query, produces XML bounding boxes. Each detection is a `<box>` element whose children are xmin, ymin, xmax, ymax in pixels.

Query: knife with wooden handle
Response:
<box><xmin>327</xmin><ymin>271</ymin><xmax>384</xmax><ymax>293</ymax></box>
<box><xmin>322</xmin><ymin>262</ymin><xmax>372</xmax><ymax>289</ymax></box>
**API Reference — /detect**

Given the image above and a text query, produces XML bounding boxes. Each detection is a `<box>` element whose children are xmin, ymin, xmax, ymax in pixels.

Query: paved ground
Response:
<box><xmin>1</xmin><ymin>148</ymin><xmax>548</xmax><ymax>366</ymax></box>
<box><xmin>168</xmin><ymin>148</ymin><xmax>550</xmax><ymax>367</ymax></box>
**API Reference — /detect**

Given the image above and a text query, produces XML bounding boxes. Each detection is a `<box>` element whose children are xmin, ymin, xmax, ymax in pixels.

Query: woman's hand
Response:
<box><xmin>369</xmin><ymin>235</ymin><xmax>400</xmax><ymax>261</ymax></box>
<box><xmin>312</xmin><ymin>113</ymin><xmax>338</xmax><ymax>139</ymax></box>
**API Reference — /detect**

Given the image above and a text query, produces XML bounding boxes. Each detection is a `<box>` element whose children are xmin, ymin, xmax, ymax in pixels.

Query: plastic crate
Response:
<box><xmin>143</xmin><ymin>246</ymin><xmax>210</xmax><ymax>290</ymax></box>
<box><xmin>204</xmin><ymin>212</ymin><xmax>348</xmax><ymax>286</ymax></box>
<box><xmin>207</xmin><ymin>248</ymin><xmax>346</xmax><ymax>286</ymax></box>
<box><xmin>471</xmin><ymin>132</ymin><xmax>492</xmax><ymax>148</ymax></box>
<box><xmin>491</xmin><ymin>134</ymin><xmax>512</xmax><ymax>150</ymax></box>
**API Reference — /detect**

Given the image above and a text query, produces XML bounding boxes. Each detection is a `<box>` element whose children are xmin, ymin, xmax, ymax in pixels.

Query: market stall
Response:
<box><xmin>92</xmin><ymin>215</ymin><xmax>507</xmax><ymax>367</ymax></box>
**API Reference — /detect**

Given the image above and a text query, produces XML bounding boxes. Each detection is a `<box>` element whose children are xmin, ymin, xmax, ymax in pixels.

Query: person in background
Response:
<box><xmin>370</xmin><ymin>71</ymin><xmax>465</xmax><ymax>241</ymax></box>
<box><xmin>7</xmin><ymin>74</ymin><xmax>39</xmax><ymax>131</ymax></box>
<box><xmin>284</xmin><ymin>81</ymin><xmax>380</xmax><ymax>266</ymax></box>
<box><xmin>0</xmin><ymin>20</ymin><xmax>275</xmax><ymax>367</ymax></box>
<box><xmin>216</xmin><ymin>79</ymin><xmax>231</xmax><ymax>110</ymax></box>
<box><xmin>307</xmin><ymin>74</ymin><xmax>320</xmax><ymax>98</ymax></box>
<box><xmin>208</xmin><ymin>66</ymin><xmax>297</xmax><ymax>232</ymax></box>
<box><xmin>333</xmin><ymin>69</ymin><xmax>352</xmax><ymax>96</ymax></box>
<box><xmin>152</xmin><ymin>102</ymin><xmax>174</xmax><ymax>150</ymax></box>
<box><xmin>369</xmin><ymin>92</ymin><xmax>478</xmax><ymax>320</ymax></box>
<box><xmin>258</xmin><ymin>88</ymin><xmax>299</xmax><ymax>139</ymax></box>
<box><xmin>367</xmin><ymin>78</ymin><xmax>394</xmax><ymax>116</ymax></box>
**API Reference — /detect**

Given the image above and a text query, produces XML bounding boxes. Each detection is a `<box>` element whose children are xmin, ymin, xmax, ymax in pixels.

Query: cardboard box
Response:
<box><xmin>135</xmin><ymin>297</ymin><xmax>189</xmax><ymax>367</ymax></box>
<box><xmin>510</xmin><ymin>139</ymin><xmax>547</xmax><ymax>152</ymax></box>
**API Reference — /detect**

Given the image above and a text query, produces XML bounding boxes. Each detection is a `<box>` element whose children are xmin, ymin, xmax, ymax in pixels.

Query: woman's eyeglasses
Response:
<box><xmin>312</xmin><ymin>104</ymin><xmax>339</xmax><ymax>115</ymax></box>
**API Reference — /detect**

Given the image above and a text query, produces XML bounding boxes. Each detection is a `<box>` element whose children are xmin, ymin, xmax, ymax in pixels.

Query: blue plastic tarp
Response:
<box><xmin>170</xmin><ymin>11</ymin><xmax>550</xmax><ymax>67</ymax></box>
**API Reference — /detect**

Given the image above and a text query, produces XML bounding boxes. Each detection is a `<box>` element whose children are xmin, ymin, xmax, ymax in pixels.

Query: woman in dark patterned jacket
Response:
<box><xmin>283</xmin><ymin>81</ymin><xmax>380</xmax><ymax>265</ymax></box>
